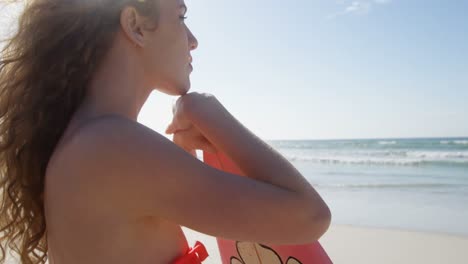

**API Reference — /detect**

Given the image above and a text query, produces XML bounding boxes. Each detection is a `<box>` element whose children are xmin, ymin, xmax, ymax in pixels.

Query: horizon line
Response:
<box><xmin>265</xmin><ymin>136</ymin><xmax>468</xmax><ymax>141</ymax></box>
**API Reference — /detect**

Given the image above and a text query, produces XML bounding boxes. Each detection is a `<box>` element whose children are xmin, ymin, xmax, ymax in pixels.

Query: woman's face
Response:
<box><xmin>142</xmin><ymin>0</ymin><xmax>198</xmax><ymax>96</ymax></box>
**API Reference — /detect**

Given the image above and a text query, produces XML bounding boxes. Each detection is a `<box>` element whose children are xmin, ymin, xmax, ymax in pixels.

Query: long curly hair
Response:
<box><xmin>0</xmin><ymin>0</ymin><xmax>160</xmax><ymax>263</ymax></box>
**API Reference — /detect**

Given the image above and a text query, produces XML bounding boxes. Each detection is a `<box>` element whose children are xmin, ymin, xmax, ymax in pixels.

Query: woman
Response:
<box><xmin>0</xmin><ymin>0</ymin><xmax>331</xmax><ymax>263</ymax></box>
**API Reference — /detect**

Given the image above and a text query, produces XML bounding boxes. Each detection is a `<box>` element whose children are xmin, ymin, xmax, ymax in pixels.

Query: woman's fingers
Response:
<box><xmin>166</xmin><ymin>120</ymin><xmax>193</xmax><ymax>135</ymax></box>
<box><xmin>168</xmin><ymin>96</ymin><xmax>195</xmax><ymax>135</ymax></box>
<box><xmin>172</xmin><ymin>128</ymin><xmax>217</xmax><ymax>154</ymax></box>
<box><xmin>199</xmin><ymin>137</ymin><xmax>218</xmax><ymax>154</ymax></box>
<box><xmin>165</xmin><ymin>122</ymin><xmax>176</xmax><ymax>134</ymax></box>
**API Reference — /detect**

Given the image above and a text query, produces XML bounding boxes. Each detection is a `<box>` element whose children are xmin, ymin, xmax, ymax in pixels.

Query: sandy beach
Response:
<box><xmin>182</xmin><ymin>224</ymin><xmax>468</xmax><ymax>264</ymax></box>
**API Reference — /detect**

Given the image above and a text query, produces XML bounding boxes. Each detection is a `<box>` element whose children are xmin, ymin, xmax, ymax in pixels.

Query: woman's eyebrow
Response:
<box><xmin>179</xmin><ymin>4</ymin><xmax>187</xmax><ymax>14</ymax></box>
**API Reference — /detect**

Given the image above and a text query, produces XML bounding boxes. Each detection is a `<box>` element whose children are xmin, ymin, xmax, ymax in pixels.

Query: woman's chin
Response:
<box><xmin>178</xmin><ymin>79</ymin><xmax>191</xmax><ymax>95</ymax></box>
<box><xmin>175</xmin><ymin>83</ymin><xmax>190</xmax><ymax>96</ymax></box>
<box><xmin>156</xmin><ymin>82</ymin><xmax>190</xmax><ymax>96</ymax></box>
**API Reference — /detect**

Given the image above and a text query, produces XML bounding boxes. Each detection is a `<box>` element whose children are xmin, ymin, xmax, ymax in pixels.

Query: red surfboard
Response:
<box><xmin>203</xmin><ymin>151</ymin><xmax>333</xmax><ymax>264</ymax></box>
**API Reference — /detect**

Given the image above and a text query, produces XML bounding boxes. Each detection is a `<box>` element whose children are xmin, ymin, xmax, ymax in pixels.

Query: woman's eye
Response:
<box><xmin>180</xmin><ymin>16</ymin><xmax>188</xmax><ymax>21</ymax></box>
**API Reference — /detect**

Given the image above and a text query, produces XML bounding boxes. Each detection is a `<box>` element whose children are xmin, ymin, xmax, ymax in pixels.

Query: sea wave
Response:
<box><xmin>439</xmin><ymin>140</ymin><xmax>468</xmax><ymax>145</ymax></box>
<box><xmin>286</xmin><ymin>155</ymin><xmax>468</xmax><ymax>167</ymax></box>
<box><xmin>378</xmin><ymin>141</ymin><xmax>397</xmax><ymax>145</ymax></box>
<box><xmin>324</xmin><ymin>150</ymin><xmax>468</xmax><ymax>159</ymax></box>
<box><xmin>314</xmin><ymin>183</ymin><xmax>463</xmax><ymax>189</ymax></box>
<box><xmin>408</xmin><ymin>151</ymin><xmax>468</xmax><ymax>159</ymax></box>
<box><xmin>271</xmin><ymin>139</ymin><xmax>468</xmax><ymax>150</ymax></box>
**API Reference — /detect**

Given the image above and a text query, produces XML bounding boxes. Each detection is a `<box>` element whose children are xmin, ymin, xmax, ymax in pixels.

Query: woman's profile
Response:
<box><xmin>0</xmin><ymin>0</ymin><xmax>331</xmax><ymax>263</ymax></box>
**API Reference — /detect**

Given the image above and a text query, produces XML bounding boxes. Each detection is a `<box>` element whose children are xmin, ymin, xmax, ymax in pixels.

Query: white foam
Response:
<box><xmin>285</xmin><ymin>153</ymin><xmax>468</xmax><ymax>166</ymax></box>
<box><xmin>454</xmin><ymin>140</ymin><xmax>468</xmax><ymax>145</ymax></box>
<box><xmin>378</xmin><ymin>141</ymin><xmax>397</xmax><ymax>145</ymax></box>
<box><xmin>408</xmin><ymin>151</ymin><xmax>468</xmax><ymax>159</ymax></box>
<box><xmin>315</xmin><ymin>183</ymin><xmax>458</xmax><ymax>189</ymax></box>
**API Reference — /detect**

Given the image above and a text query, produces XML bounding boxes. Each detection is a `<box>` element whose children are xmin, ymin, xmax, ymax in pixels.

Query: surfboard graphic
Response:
<box><xmin>203</xmin><ymin>151</ymin><xmax>333</xmax><ymax>264</ymax></box>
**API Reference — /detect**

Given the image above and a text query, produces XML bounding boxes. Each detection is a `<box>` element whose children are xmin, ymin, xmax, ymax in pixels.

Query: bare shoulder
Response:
<box><xmin>56</xmin><ymin>115</ymin><xmax>195</xmax><ymax>210</ymax></box>
<box><xmin>48</xmin><ymin>115</ymin><xmax>144</xmax><ymax>178</ymax></box>
<box><xmin>58</xmin><ymin>115</ymin><xmax>168</xmax><ymax>184</ymax></box>
<box><xmin>46</xmin><ymin>115</ymin><xmax>145</xmax><ymax>194</ymax></box>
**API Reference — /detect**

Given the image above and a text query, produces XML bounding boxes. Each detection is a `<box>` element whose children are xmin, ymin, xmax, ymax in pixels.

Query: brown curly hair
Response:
<box><xmin>0</xmin><ymin>0</ymin><xmax>160</xmax><ymax>263</ymax></box>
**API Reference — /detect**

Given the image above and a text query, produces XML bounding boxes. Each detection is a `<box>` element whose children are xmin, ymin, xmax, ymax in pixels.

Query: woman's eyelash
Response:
<box><xmin>180</xmin><ymin>16</ymin><xmax>188</xmax><ymax>20</ymax></box>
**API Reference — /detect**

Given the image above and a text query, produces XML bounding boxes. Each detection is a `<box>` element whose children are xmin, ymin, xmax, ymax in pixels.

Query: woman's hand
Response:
<box><xmin>165</xmin><ymin>93</ymin><xmax>218</xmax><ymax>157</ymax></box>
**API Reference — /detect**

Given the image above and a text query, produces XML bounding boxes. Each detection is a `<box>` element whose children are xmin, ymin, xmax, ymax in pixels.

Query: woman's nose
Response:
<box><xmin>187</xmin><ymin>28</ymin><xmax>198</xmax><ymax>51</ymax></box>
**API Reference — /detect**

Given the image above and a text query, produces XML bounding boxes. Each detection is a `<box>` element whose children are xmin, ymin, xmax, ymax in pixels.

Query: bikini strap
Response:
<box><xmin>173</xmin><ymin>241</ymin><xmax>209</xmax><ymax>264</ymax></box>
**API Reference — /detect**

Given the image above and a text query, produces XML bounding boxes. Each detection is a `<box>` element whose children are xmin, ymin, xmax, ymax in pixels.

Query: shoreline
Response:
<box><xmin>183</xmin><ymin>224</ymin><xmax>468</xmax><ymax>264</ymax></box>
<box><xmin>331</xmin><ymin>223</ymin><xmax>468</xmax><ymax>239</ymax></box>
<box><xmin>320</xmin><ymin>224</ymin><xmax>468</xmax><ymax>264</ymax></box>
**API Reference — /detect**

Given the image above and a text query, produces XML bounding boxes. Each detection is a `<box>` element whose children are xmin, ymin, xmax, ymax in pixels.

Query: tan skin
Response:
<box><xmin>44</xmin><ymin>0</ymin><xmax>331</xmax><ymax>263</ymax></box>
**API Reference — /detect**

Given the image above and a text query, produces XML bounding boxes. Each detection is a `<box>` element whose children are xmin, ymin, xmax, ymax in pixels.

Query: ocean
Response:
<box><xmin>267</xmin><ymin>138</ymin><xmax>468</xmax><ymax>237</ymax></box>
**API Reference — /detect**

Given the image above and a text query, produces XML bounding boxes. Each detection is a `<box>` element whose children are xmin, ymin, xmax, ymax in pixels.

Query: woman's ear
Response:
<box><xmin>120</xmin><ymin>6</ymin><xmax>145</xmax><ymax>47</ymax></box>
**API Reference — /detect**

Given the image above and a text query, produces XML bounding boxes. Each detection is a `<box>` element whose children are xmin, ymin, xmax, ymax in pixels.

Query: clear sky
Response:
<box><xmin>139</xmin><ymin>0</ymin><xmax>468</xmax><ymax>140</ymax></box>
<box><xmin>2</xmin><ymin>1</ymin><xmax>468</xmax><ymax>140</ymax></box>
